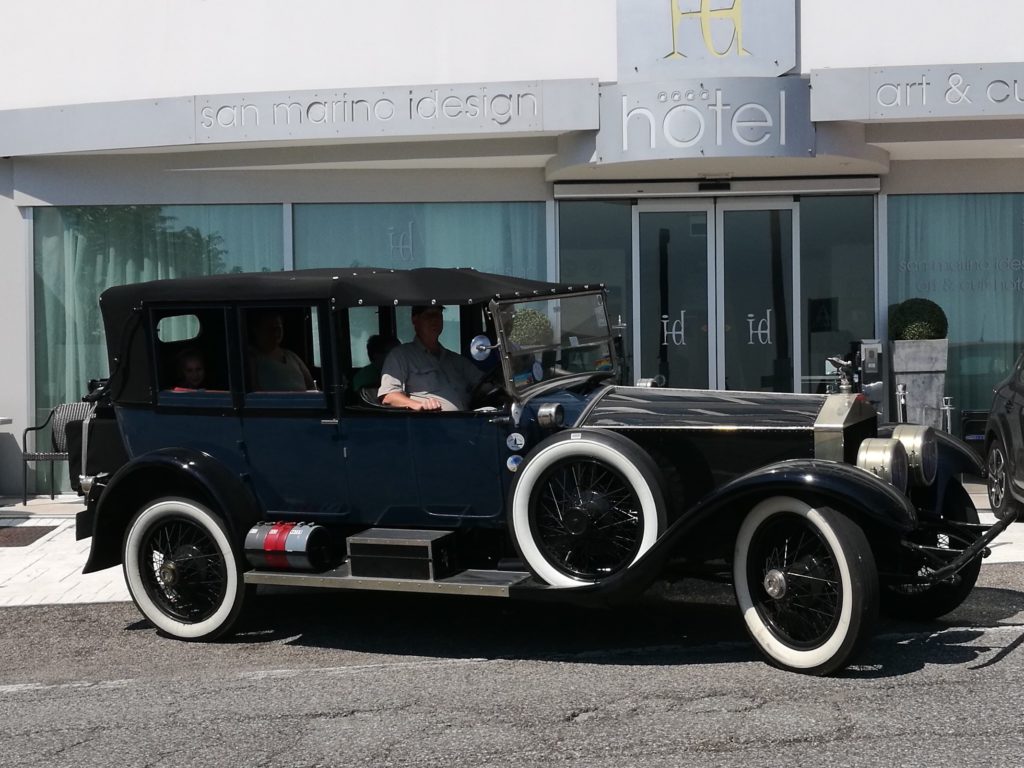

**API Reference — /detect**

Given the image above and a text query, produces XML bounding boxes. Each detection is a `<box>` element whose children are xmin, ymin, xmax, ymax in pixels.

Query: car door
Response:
<box><xmin>340</xmin><ymin>409</ymin><xmax>506</xmax><ymax>527</ymax></box>
<box><xmin>238</xmin><ymin>303</ymin><xmax>351</xmax><ymax>518</ymax></box>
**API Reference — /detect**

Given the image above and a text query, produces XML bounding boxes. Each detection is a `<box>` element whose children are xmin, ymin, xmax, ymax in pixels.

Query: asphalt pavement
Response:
<box><xmin>1</xmin><ymin>480</ymin><xmax>1022</xmax><ymax>609</ymax></box>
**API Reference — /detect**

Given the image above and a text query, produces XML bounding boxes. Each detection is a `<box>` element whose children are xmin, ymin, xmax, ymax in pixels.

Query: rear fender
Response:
<box><xmin>82</xmin><ymin>448</ymin><xmax>262</xmax><ymax>573</ymax></box>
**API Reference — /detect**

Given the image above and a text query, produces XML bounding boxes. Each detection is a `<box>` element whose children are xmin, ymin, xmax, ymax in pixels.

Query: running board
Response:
<box><xmin>244</xmin><ymin>562</ymin><xmax>532</xmax><ymax>598</ymax></box>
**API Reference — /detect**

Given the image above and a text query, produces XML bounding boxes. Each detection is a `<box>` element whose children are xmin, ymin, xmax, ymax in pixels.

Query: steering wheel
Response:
<box><xmin>470</xmin><ymin>366</ymin><xmax>506</xmax><ymax>409</ymax></box>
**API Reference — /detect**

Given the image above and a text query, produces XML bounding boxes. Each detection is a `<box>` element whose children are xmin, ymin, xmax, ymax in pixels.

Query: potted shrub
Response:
<box><xmin>889</xmin><ymin>298</ymin><xmax>949</xmax><ymax>429</ymax></box>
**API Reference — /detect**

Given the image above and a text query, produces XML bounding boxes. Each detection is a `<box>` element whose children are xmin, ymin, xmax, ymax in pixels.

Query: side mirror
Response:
<box><xmin>470</xmin><ymin>334</ymin><xmax>497</xmax><ymax>362</ymax></box>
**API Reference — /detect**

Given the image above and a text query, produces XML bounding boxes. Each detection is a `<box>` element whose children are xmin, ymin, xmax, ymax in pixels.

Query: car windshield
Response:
<box><xmin>495</xmin><ymin>292</ymin><xmax>616</xmax><ymax>395</ymax></box>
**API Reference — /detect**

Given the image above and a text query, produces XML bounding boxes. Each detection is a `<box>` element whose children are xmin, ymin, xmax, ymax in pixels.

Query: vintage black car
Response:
<box><xmin>985</xmin><ymin>351</ymin><xmax>1024</xmax><ymax>520</ymax></box>
<box><xmin>72</xmin><ymin>268</ymin><xmax>1016</xmax><ymax>676</ymax></box>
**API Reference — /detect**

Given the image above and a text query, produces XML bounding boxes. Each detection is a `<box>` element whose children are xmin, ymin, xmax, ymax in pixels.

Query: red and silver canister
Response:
<box><xmin>245</xmin><ymin>521</ymin><xmax>331</xmax><ymax>572</ymax></box>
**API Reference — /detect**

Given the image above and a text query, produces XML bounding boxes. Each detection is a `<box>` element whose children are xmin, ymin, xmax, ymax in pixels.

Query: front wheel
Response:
<box><xmin>987</xmin><ymin>435</ymin><xmax>1021</xmax><ymax>521</ymax></box>
<box><xmin>123</xmin><ymin>497</ymin><xmax>248</xmax><ymax>641</ymax></box>
<box><xmin>734</xmin><ymin>497</ymin><xmax>878</xmax><ymax>675</ymax></box>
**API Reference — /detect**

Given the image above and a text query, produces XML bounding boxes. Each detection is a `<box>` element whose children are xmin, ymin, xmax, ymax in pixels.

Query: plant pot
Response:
<box><xmin>891</xmin><ymin>338</ymin><xmax>948</xmax><ymax>429</ymax></box>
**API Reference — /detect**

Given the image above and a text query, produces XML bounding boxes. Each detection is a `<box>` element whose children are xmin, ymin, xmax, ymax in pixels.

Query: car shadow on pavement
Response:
<box><xmin>229</xmin><ymin>583</ymin><xmax>763</xmax><ymax>668</ymax></box>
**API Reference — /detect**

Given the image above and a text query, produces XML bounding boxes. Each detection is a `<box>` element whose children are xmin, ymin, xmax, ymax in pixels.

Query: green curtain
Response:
<box><xmin>888</xmin><ymin>193</ymin><xmax>1024</xmax><ymax>411</ymax></box>
<box><xmin>31</xmin><ymin>204</ymin><xmax>283</xmax><ymax>492</ymax></box>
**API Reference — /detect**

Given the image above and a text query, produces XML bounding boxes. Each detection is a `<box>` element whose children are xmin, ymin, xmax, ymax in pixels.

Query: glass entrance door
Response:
<box><xmin>634</xmin><ymin>202</ymin><xmax>714</xmax><ymax>389</ymax></box>
<box><xmin>634</xmin><ymin>198</ymin><xmax>798</xmax><ymax>392</ymax></box>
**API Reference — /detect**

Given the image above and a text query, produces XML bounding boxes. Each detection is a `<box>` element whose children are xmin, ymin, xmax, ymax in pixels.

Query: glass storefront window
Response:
<box><xmin>558</xmin><ymin>201</ymin><xmax>633</xmax><ymax>381</ymax></box>
<box><xmin>889</xmin><ymin>193</ymin><xmax>1024</xmax><ymax>412</ymax></box>
<box><xmin>293</xmin><ymin>202</ymin><xmax>545</xmax><ymax>276</ymax></box>
<box><xmin>800</xmin><ymin>196</ymin><xmax>875</xmax><ymax>393</ymax></box>
<box><xmin>32</xmin><ymin>204</ymin><xmax>283</xmax><ymax>490</ymax></box>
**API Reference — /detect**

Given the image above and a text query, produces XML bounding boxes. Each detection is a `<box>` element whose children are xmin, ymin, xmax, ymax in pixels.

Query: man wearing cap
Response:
<box><xmin>378</xmin><ymin>304</ymin><xmax>484</xmax><ymax>411</ymax></box>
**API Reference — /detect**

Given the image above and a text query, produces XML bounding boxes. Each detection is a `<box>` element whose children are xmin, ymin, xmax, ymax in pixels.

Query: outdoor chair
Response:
<box><xmin>21</xmin><ymin>401</ymin><xmax>95</xmax><ymax>505</ymax></box>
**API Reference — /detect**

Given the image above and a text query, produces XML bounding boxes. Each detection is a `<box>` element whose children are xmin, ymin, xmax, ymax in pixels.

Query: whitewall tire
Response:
<box><xmin>733</xmin><ymin>497</ymin><xmax>877</xmax><ymax>675</ymax></box>
<box><xmin>123</xmin><ymin>497</ymin><xmax>247</xmax><ymax>641</ymax></box>
<box><xmin>510</xmin><ymin>431</ymin><xmax>666</xmax><ymax>588</ymax></box>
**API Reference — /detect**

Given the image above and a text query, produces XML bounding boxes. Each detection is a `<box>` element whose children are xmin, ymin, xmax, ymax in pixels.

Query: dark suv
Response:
<box><xmin>72</xmin><ymin>268</ymin><xmax>1014</xmax><ymax>675</ymax></box>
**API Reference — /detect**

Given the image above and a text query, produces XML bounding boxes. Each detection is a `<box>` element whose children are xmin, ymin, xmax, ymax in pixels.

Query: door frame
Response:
<box><xmin>715</xmin><ymin>197</ymin><xmax>800</xmax><ymax>392</ymax></box>
<box><xmin>632</xmin><ymin>196</ymin><xmax>801</xmax><ymax>391</ymax></box>
<box><xmin>632</xmin><ymin>199</ymin><xmax>716</xmax><ymax>388</ymax></box>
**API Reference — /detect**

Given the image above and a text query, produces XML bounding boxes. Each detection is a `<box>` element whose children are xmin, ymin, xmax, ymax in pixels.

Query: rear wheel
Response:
<box><xmin>733</xmin><ymin>497</ymin><xmax>878</xmax><ymax>675</ymax></box>
<box><xmin>123</xmin><ymin>496</ymin><xmax>247</xmax><ymax>641</ymax></box>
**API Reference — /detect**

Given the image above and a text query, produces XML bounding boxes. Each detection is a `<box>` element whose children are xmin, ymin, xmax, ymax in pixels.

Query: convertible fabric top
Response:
<box><xmin>98</xmin><ymin>268</ymin><xmax>604</xmax><ymax>401</ymax></box>
<box><xmin>100</xmin><ymin>267</ymin><xmax>598</xmax><ymax>317</ymax></box>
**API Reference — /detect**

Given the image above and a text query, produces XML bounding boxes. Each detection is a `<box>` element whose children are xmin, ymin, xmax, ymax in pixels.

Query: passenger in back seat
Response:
<box><xmin>352</xmin><ymin>334</ymin><xmax>399</xmax><ymax>393</ymax></box>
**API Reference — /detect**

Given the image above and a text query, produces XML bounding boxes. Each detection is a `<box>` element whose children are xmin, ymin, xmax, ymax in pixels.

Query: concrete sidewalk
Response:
<box><xmin>1</xmin><ymin>483</ymin><xmax>1022</xmax><ymax>609</ymax></box>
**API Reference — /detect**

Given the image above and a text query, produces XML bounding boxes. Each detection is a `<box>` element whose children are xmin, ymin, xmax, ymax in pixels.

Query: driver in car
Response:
<box><xmin>378</xmin><ymin>304</ymin><xmax>484</xmax><ymax>411</ymax></box>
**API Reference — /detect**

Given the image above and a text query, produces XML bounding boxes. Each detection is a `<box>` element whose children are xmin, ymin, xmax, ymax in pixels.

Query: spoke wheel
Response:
<box><xmin>882</xmin><ymin>483</ymin><xmax>982</xmax><ymax>620</ymax></box>
<box><xmin>510</xmin><ymin>431</ymin><xmax>666</xmax><ymax>587</ymax></box>
<box><xmin>530</xmin><ymin>458</ymin><xmax>644</xmax><ymax>580</ymax></box>
<box><xmin>123</xmin><ymin>497</ymin><xmax>247</xmax><ymax>641</ymax></box>
<box><xmin>734</xmin><ymin>497</ymin><xmax>877</xmax><ymax>675</ymax></box>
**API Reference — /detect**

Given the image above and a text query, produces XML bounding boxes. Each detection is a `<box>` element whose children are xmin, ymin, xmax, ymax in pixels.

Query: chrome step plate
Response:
<box><xmin>244</xmin><ymin>562</ymin><xmax>532</xmax><ymax>597</ymax></box>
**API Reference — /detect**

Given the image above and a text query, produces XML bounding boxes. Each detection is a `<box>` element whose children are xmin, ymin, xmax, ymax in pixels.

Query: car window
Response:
<box><xmin>242</xmin><ymin>305</ymin><xmax>326</xmax><ymax>407</ymax></box>
<box><xmin>154</xmin><ymin>307</ymin><xmax>231</xmax><ymax>406</ymax></box>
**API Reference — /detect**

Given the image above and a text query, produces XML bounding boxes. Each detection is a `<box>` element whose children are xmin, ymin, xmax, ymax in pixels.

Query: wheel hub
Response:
<box><xmin>763</xmin><ymin>568</ymin><xmax>788</xmax><ymax>599</ymax></box>
<box><xmin>564</xmin><ymin>492</ymin><xmax>610</xmax><ymax>536</ymax></box>
<box><xmin>158</xmin><ymin>561</ymin><xmax>179</xmax><ymax>587</ymax></box>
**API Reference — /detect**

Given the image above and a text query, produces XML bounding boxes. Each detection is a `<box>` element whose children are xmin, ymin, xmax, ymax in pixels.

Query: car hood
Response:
<box><xmin>577</xmin><ymin>386</ymin><xmax>828</xmax><ymax>430</ymax></box>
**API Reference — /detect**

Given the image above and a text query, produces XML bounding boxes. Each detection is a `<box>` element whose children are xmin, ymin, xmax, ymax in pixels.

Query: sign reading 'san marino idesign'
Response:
<box><xmin>195</xmin><ymin>80</ymin><xmax>597</xmax><ymax>143</ymax></box>
<box><xmin>597</xmin><ymin>76</ymin><xmax>813</xmax><ymax>163</ymax></box>
<box><xmin>617</xmin><ymin>0</ymin><xmax>797</xmax><ymax>82</ymax></box>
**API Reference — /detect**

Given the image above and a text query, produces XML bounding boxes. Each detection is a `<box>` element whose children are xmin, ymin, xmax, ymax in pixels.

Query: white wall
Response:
<box><xmin>800</xmin><ymin>0</ymin><xmax>1024</xmax><ymax>71</ymax></box>
<box><xmin>0</xmin><ymin>160</ymin><xmax>32</xmax><ymax>497</ymax></box>
<box><xmin>0</xmin><ymin>0</ymin><xmax>618</xmax><ymax>110</ymax></box>
<box><xmin>2</xmin><ymin>1</ymin><xmax>1023</xmax><ymax>113</ymax></box>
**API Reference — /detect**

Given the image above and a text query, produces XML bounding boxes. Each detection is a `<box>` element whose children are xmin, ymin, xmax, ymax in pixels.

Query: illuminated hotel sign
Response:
<box><xmin>617</xmin><ymin>0</ymin><xmax>797</xmax><ymax>82</ymax></box>
<box><xmin>596</xmin><ymin>76</ymin><xmax>813</xmax><ymax>163</ymax></box>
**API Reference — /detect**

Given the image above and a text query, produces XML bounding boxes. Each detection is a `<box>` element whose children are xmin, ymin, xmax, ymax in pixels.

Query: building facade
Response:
<box><xmin>2</xmin><ymin>0</ymin><xmax>1024</xmax><ymax>495</ymax></box>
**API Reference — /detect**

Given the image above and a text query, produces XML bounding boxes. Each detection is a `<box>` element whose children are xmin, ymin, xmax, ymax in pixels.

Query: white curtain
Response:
<box><xmin>888</xmin><ymin>194</ymin><xmax>1024</xmax><ymax>411</ymax></box>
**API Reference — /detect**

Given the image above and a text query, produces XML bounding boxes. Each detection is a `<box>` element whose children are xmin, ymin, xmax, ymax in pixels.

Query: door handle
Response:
<box><xmin>320</xmin><ymin>418</ymin><xmax>339</xmax><ymax>426</ymax></box>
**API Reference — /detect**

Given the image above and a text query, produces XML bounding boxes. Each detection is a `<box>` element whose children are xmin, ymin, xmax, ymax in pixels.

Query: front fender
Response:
<box><xmin>512</xmin><ymin>458</ymin><xmax>915</xmax><ymax>605</ymax></box>
<box><xmin>82</xmin><ymin>447</ymin><xmax>261</xmax><ymax>573</ymax></box>
<box><xmin>878</xmin><ymin>423</ymin><xmax>985</xmax><ymax>478</ymax></box>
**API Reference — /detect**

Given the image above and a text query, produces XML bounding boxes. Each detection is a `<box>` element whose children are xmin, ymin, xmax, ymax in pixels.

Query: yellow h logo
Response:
<box><xmin>666</xmin><ymin>0</ymin><xmax>750</xmax><ymax>59</ymax></box>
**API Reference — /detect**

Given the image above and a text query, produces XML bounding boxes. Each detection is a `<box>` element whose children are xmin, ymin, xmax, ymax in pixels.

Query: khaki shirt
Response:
<box><xmin>378</xmin><ymin>339</ymin><xmax>483</xmax><ymax>411</ymax></box>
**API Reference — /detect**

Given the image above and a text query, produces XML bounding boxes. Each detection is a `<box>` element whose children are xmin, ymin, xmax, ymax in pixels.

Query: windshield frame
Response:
<box><xmin>490</xmin><ymin>290</ymin><xmax>618</xmax><ymax>398</ymax></box>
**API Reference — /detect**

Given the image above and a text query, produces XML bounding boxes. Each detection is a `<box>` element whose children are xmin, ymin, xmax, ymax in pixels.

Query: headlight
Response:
<box><xmin>856</xmin><ymin>438</ymin><xmax>909</xmax><ymax>493</ymax></box>
<box><xmin>536</xmin><ymin>402</ymin><xmax>564</xmax><ymax>428</ymax></box>
<box><xmin>891</xmin><ymin>425</ymin><xmax>937</xmax><ymax>486</ymax></box>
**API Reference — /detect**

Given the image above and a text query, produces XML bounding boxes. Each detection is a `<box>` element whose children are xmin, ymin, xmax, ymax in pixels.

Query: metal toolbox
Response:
<box><xmin>346</xmin><ymin>528</ymin><xmax>458</xmax><ymax>580</ymax></box>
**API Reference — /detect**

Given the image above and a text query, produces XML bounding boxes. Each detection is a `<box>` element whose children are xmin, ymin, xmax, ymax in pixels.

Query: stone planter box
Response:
<box><xmin>891</xmin><ymin>338</ymin><xmax>948</xmax><ymax>429</ymax></box>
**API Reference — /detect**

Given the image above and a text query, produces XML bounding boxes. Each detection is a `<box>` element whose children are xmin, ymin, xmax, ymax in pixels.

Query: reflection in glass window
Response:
<box><xmin>800</xmin><ymin>196</ymin><xmax>875</xmax><ymax>394</ymax></box>
<box><xmin>889</xmin><ymin>193</ymin><xmax>1024</xmax><ymax>411</ymax></box>
<box><xmin>558</xmin><ymin>201</ymin><xmax>633</xmax><ymax>380</ymax></box>
<box><xmin>32</xmin><ymin>205</ymin><xmax>284</xmax><ymax>489</ymax></box>
<box><xmin>293</xmin><ymin>202</ymin><xmax>546</xmax><ymax>279</ymax></box>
